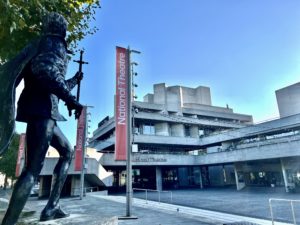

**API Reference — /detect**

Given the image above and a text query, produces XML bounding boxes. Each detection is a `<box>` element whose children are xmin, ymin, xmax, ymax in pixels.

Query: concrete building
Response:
<box><xmin>32</xmin><ymin>82</ymin><xmax>300</xmax><ymax>195</ymax></box>
<box><xmin>19</xmin><ymin>147</ymin><xmax>113</xmax><ymax>197</ymax></box>
<box><xmin>89</xmin><ymin>83</ymin><xmax>256</xmax><ymax>191</ymax></box>
<box><xmin>276</xmin><ymin>82</ymin><xmax>300</xmax><ymax>118</ymax></box>
<box><xmin>90</xmin><ymin>83</ymin><xmax>300</xmax><ymax>192</ymax></box>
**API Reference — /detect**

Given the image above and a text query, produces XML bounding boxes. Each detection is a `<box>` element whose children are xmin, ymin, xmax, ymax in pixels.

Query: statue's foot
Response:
<box><xmin>40</xmin><ymin>206</ymin><xmax>70</xmax><ymax>221</ymax></box>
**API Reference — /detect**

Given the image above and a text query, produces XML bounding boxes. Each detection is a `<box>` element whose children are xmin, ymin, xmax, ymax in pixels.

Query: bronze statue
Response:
<box><xmin>1</xmin><ymin>12</ymin><xmax>83</xmax><ymax>224</ymax></box>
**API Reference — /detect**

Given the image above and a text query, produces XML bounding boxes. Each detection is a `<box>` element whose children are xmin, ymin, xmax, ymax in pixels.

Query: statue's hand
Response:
<box><xmin>74</xmin><ymin>71</ymin><xmax>83</xmax><ymax>83</ymax></box>
<box><xmin>66</xmin><ymin>97</ymin><xmax>83</xmax><ymax>119</ymax></box>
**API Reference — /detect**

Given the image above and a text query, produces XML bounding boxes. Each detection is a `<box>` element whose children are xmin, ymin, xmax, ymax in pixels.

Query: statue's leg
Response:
<box><xmin>1</xmin><ymin>119</ymin><xmax>55</xmax><ymax>225</ymax></box>
<box><xmin>40</xmin><ymin>124</ymin><xmax>74</xmax><ymax>221</ymax></box>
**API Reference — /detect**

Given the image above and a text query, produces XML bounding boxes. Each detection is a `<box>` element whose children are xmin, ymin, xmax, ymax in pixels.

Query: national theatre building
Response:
<box><xmin>89</xmin><ymin>82</ymin><xmax>300</xmax><ymax>192</ymax></box>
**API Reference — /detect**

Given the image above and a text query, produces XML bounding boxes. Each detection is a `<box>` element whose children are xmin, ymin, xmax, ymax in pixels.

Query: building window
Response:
<box><xmin>142</xmin><ymin>124</ymin><xmax>155</xmax><ymax>135</ymax></box>
<box><xmin>199</xmin><ymin>129</ymin><xmax>204</xmax><ymax>137</ymax></box>
<box><xmin>184</xmin><ymin>125</ymin><xmax>190</xmax><ymax>137</ymax></box>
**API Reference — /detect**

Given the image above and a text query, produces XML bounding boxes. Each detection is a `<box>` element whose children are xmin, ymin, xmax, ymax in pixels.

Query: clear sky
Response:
<box><xmin>16</xmin><ymin>0</ymin><xmax>300</xmax><ymax>146</ymax></box>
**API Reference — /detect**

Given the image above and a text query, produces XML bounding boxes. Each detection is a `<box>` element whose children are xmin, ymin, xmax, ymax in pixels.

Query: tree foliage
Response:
<box><xmin>0</xmin><ymin>0</ymin><xmax>100</xmax><ymax>62</ymax></box>
<box><xmin>0</xmin><ymin>133</ymin><xmax>20</xmax><ymax>181</ymax></box>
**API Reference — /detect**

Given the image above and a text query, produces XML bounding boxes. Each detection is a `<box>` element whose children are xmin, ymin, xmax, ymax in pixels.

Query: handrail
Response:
<box><xmin>269</xmin><ymin>198</ymin><xmax>300</xmax><ymax>225</ymax></box>
<box><xmin>71</xmin><ymin>186</ymin><xmax>100</xmax><ymax>194</ymax></box>
<box><xmin>133</xmin><ymin>188</ymin><xmax>172</xmax><ymax>204</ymax></box>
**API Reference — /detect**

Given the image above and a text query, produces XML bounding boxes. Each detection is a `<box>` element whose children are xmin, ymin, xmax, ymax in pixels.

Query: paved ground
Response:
<box><xmin>129</xmin><ymin>186</ymin><xmax>300</xmax><ymax>223</ymax></box>
<box><xmin>0</xmin><ymin>190</ymin><xmax>213</xmax><ymax>225</ymax></box>
<box><xmin>0</xmin><ymin>187</ymin><xmax>299</xmax><ymax>224</ymax></box>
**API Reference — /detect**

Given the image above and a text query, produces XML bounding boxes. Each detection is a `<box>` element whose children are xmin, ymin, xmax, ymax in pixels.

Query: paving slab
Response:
<box><xmin>0</xmin><ymin>191</ymin><xmax>212</xmax><ymax>225</ymax></box>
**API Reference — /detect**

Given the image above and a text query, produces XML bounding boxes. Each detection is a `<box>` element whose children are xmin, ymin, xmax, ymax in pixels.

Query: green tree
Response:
<box><xmin>0</xmin><ymin>133</ymin><xmax>20</xmax><ymax>188</ymax></box>
<box><xmin>0</xmin><ymin>0</ymin><xmax>100</xmax><ymax>62</ymax></box>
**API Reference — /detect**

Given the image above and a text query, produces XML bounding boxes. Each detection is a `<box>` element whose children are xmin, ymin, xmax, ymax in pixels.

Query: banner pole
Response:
<box><xmin>80</xmin><ymin>106</ymin><xmax>87</xmax><ymax>200</ymax></box>
<box><xmin>126</xmin><ymin>47</ymin><xmax>133</xmax><ymax>217</ymax></box>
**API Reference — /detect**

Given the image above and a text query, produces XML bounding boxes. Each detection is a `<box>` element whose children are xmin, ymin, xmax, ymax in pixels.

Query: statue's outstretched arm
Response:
<box><xmin>65</xmin><ymin>71</ymin><xmax>83</xmax><ymax>90</ymax></box>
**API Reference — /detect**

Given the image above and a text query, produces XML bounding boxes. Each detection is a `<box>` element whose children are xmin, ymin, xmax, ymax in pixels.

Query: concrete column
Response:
<box><xmin>199</xmin><ymin>167</ymin><xmax>203</xmax><ymax>189</ymax></box>
<box><xmin>115</xmin><ymin>170</ymin><xmax>120</xmax><ymax>187</ymax></box>
<box><xmin>155</xmin><ymin>122</ymin><xmax>169</xmax><ymax>136</ymax></box>
<box><xmin>71</xmin><ymin>175</ymin><xmax>81</xmax><ymax>196</ymax></box>
<box><xmin>39</xmin><ymin>176</ymin><xmax>51</xmax><ymax>198</ymax></box>
<box><xmin>280</xmin><ymin>159</ymin><xmax>289</xmax><ymax>192</ymax></box>
<box><xmin>190</xmin><ymin>125</ymin><xmax>199</xmax><ymax>138</ymax></box>
<box><xmin>171</xmin><ymin>124</ymin><xmax>184</xmax><ymax>137</ymax></box>
<box><xmin>234</xmin><ymin>163</ymin><xmax>245</xmax><ymax>191</ymax></box>
<box><xmin>156</xmin><ymin>167</ymin><xmax>162</xmax><ymax>191</ymax></box>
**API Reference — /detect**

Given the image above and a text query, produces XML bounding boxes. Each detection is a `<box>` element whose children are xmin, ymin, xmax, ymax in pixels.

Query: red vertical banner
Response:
<box><xmin>15</xmin><ymin>133</ymin><xmax>26</xmax><ymax>177</ymax></box>
<box><xmin>115</xmin><ymin>47</ymin><xmax>129</xmax><ymax>160</ymax></box>
<box><xmin>74</xmin><ymin>106</ymin><xmax>87</xmax><ymax>171</ymax></box>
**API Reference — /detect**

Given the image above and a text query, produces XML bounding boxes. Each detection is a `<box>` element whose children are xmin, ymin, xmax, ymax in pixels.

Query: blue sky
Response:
<box><xmin>16</xmin><ymin>0</ymin><xmax>300</xmax><ymax>145</ymax></box>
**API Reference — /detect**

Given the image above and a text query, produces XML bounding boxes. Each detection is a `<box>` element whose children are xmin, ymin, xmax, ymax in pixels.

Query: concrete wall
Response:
<box><xmin>197</xmin><ymin>138</ymin><xmax>300</xmax><ymax>165</ymax></box>
<box><xmin>190</xmin><ymin>125</ymin><xmax>199</xmax><ymax>138</ymax></box>
<box><xmin>100</xmin><ymin>135</ymin><xmax>300</xmax><ymax>167</ymax></box>
<box><xmin>155</xmin><ymin>122</ymin><xmax>169</xmax><ymax>136</ymax></box>
<box><xmin>135</xmin><ymin>111</ymin><xmax>245</xmax><ymax>128</ymax></box>
<box><xmin>170</xmin><ymin>124</ymin><xmax>184</xmax><ymax>137</ymax></box>
<box><xmin>153</xmin><ymin>83</ymin><xmax>166</xmax><ymax>105</ymax></box>
<box><xmin>196</xmin><ymin>86</ymin><xmax>212</xmax><ymax>105</ymax></box>
<box><xmin>143</xmin><ymin>93</ymin><xmax>154</xmax><ymax>103</ymax></box>
<box><xmin>40</xmin><ymin>158</ymin><xmax>100</xmax><ymax>176</ymax></box>
<box><xmin>180</xmin><ymin>86</ymin><xmax>212</xmax><ymax>106</ymax></box>
<box><xmin>199</xmin><ymin>113</ymin><xmax>300</xmax><ymax>147</ymax></box>
<box><xmin>166</xmin><ymin>86</ymin><xmax>182</xmax><ymax>112</ymax></box>
<box><xmin>151</xmin><ymin>84</ymin><xmax>214</xmax><ymax>113</ymax></box>
<box><xmin>276</xmin><ymin>82</ymin><xmax>300</xmax><ymax>118</ymax></box>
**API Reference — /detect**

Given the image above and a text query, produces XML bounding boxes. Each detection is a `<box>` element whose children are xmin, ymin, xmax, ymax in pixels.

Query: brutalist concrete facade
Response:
<box><xmin>90</xmin><ymin>83</ymin><xmax>300</xmax><ymax>192</ymax></box>
<box><xmin>90</xmin><ymin>83</ymin><xmax>256</xmax><ymax>191</ymax></box>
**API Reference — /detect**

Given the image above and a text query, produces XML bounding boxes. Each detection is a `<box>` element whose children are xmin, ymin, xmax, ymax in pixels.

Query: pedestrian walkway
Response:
<box><xmin>0</xmin><ymin>192</ymin><xmax>212</xmax><ymax>225</ymax></box>
<box><xmin>0</xmin><ymin>189</ymin><xmax>297</xmax><ymax>225</ymax></box>
<box><xmin>92</xmin><ymin>194</ymin><xmax>292</xmax><ymax>225</ymax></box>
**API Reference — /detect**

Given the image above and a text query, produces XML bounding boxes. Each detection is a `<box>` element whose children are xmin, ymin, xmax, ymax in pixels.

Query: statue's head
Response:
<box><xmin>42</xmin><ymin>12</ymin><xmax>67</xmax><ymax>38</ymax></box>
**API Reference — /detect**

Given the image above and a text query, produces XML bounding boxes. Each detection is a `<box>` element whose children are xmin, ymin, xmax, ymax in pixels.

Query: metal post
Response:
<box><xmin>119</xmin><ymin>47</ymin><xmax>140</xmax><ymax>221</ymax></box>
<box><xmin>290</xmin><ymin>201</ymin><xmax>296</xmax><ymax>225</ymax></box>
<box><xmin>126</xmin><ymin>47</ymin><xmax>133</xmax><ymax>217</ymax></box>
<box><xmin>80</xmin><ymin>106</ymin><xmax>88</xmax><ymax>200</ymax></box>
<box><xmin>269</xmin><ymin>199</ymin><xmax>274</xmax><ymax>225</ymax></box>
<box><xmin>158</xmin><ymin>190</ymin><xmax>161</xmax><ymax>203</ymax></box>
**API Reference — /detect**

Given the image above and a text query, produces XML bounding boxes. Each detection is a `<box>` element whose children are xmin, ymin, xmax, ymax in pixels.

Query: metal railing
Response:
<box><xmin>133</xmin><ymin>188</ymin><xmax>172</xmax><ymax>203</ymax></box>
<box><xmin>72</xmin><ymin>186</ymin><xmax>100</xmax><ymax>195</ymax></box>
<box><xmin>269</xmin><ymin>198</ymin><xmax>300</xmax><ymax>225</ymax></box>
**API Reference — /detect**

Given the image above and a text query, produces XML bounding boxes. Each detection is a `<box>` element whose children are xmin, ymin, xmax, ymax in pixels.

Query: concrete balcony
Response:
<box><xmin>182</xmin><ymin>107</ymin><xmax>253</xmax><ymax>123</ymax></box>
<box><xmin>94</xmin><ymin>134</ymin><xmax>203</xmax><ymax>151</ymax></box>
<box><xmin>40</xmin><ymin>157</ymin><xmax>100</xmax><ymax>176</ymax></box>
<box><xmin>134</xmin><ymin>134</ymin><xmax>201</xmax><ymax>146</ymax></box>
<box><xmin>135</xmin><ymin>111</ymin><xmax>245</xmax><ymax>129</ymax></box>
<box><xmin>133</xmin><ymin>101</ymin><xmax>164</xmax><ymax>111</ymax></box>
<box><xmin>98</xmin><ymin>134</ymin><xmax>300</xmax><ymax>167</ymax></box>
<box><xmin>199</xmin><ymin>113</ymin><xmax>300</xmax><ymax>147</ymax></box>
<box><xmin>93</xmin><ymin>136</ymin><xmax>115</xmax><ymax>150</ymax></box>
<box><xmin>99</xmin><ymin>153</ymin><xmax>198</xmax><ymax>167</ymax></box>
<box><xmin>90</xmin><ymin>118</ymin><xmax>115</xmax><ymax>142</ymax></box>
<box><xmin>197</xmin><ymin>135</ymin><xmax>300</xmax><ymax>165</ymax></box>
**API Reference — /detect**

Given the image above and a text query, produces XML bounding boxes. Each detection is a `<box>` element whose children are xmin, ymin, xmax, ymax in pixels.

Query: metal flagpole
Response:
<box><xmin>80</xmin><ymin>106</ymin><xmax>87</xmax><ymax>200</ymax></box>
<box><xmin>126</xmin><ymin>46</ymin><xmax>133</xmax><ymax>217</ymax></box>
<box><xmin>119</xmin><ymin>46</ymin><xmax>140</xmax><ymax>220</ymax></box>
<box><xmin>73</xmin><ymin>50</ymin><xmax>88</xmax><ymax>200</ymax></box>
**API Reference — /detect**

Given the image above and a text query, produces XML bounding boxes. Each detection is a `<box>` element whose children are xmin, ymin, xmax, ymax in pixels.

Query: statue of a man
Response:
<box><xmin>1</xmin><ymin>12</ymin><xmax>83</xmax><ymax>225</ymax></box>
